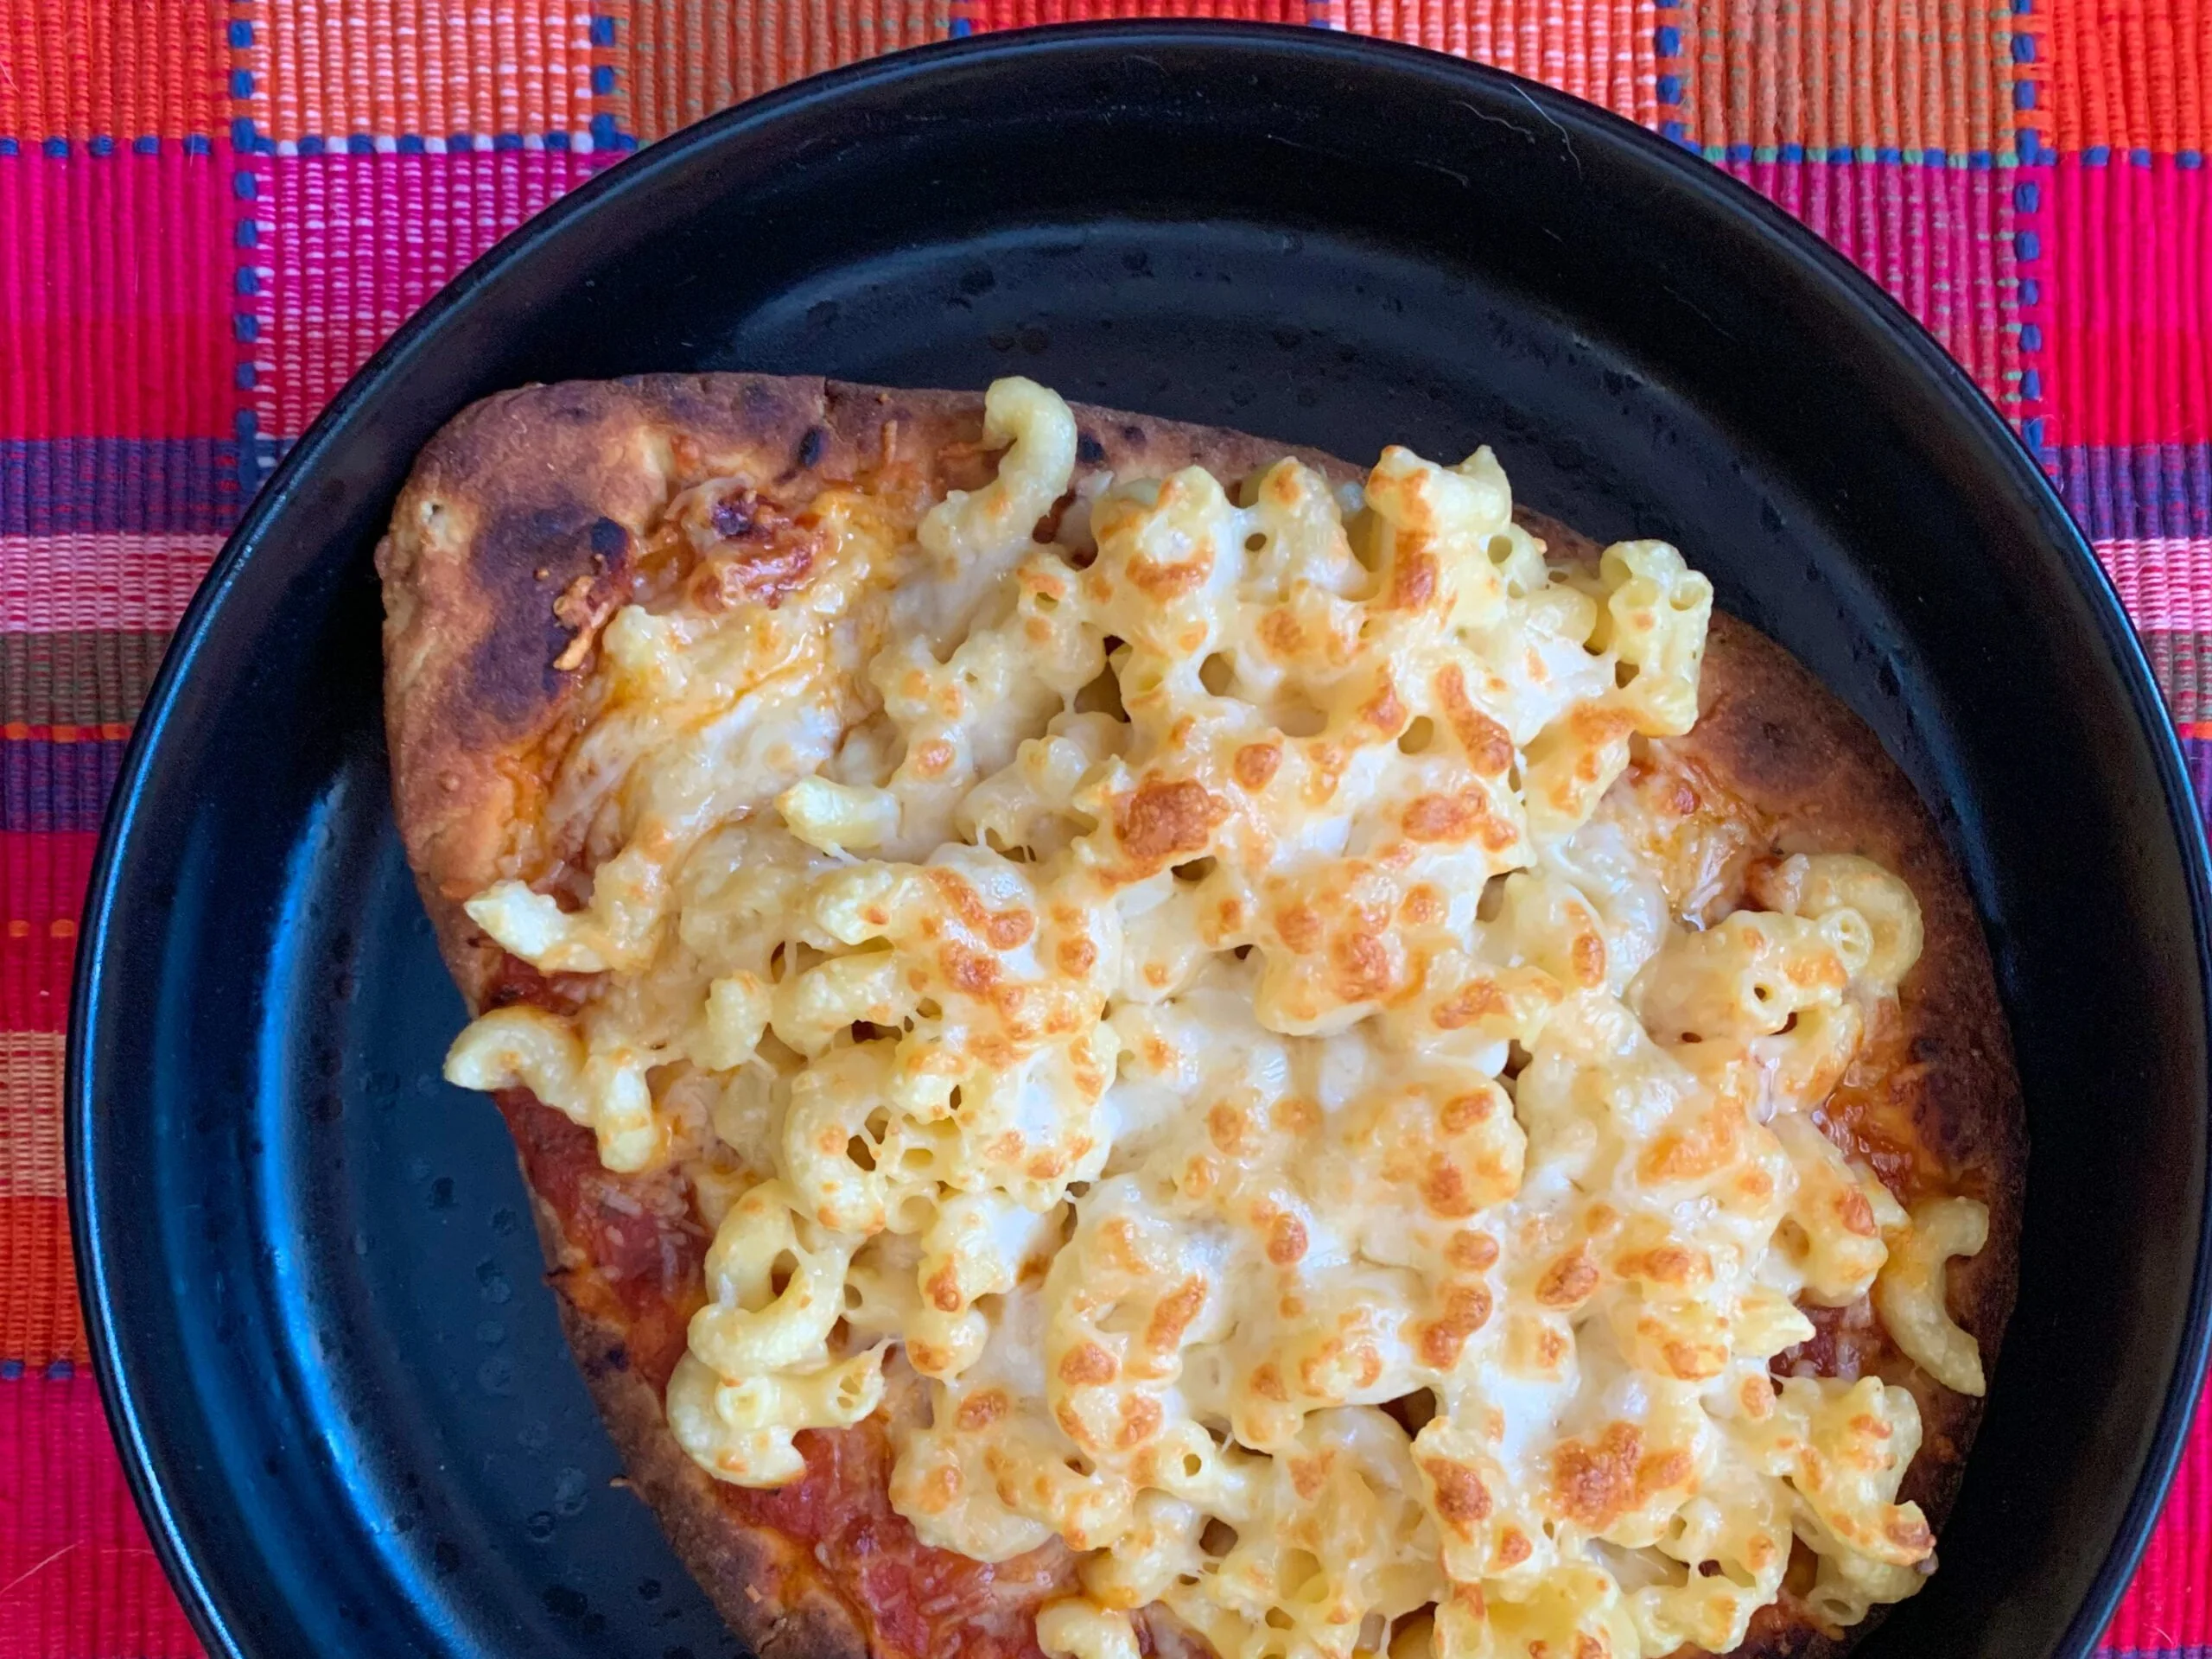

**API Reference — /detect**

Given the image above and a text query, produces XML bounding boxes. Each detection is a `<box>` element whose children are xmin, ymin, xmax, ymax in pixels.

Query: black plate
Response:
<box><xmin>69</xmin><ymin>23</ymin><xmax>2212</xmax><ymax>1659</ymax></box>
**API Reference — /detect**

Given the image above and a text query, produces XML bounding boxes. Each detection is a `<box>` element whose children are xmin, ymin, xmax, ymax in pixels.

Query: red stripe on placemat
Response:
<box><xmin>0</xmin><ymin>150</ymin><xmax>236</xmax><ymax>443</ymax></box>
<box><xmin>0</xmin><ymin>1374</ymin><xmax>201</xmax><ymax>1659</ymax></box>
<box><xmin>2046</xmin><ymin>156</ymin><xmax>2211</xmax><ymax>448</ymax></box>
<box><xmin>0</xmin><ymin>833</ymin><xmax>97</xmax><ymax>1037</ymax></box>
<box><xmin>2107</xmin><ymin>1374</ymin><xmax>2212</xmax><ymax>1650</ymax></box>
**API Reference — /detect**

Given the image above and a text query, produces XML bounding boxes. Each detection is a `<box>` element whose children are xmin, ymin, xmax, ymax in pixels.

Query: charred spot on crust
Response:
<box><xmin>741</xmin><ymin>377</ymin><xmax>800</xmax><ymax>424</ymax></box>
<box><xmin>485</xmin><ymin>954</ymin><xmax>595</xmax><ymax>1015</ymax></box>
<box><xmin>1916</xmin><ymin>1063</ymin><xmax>1986</xmax><ymax>1170</ymax></box>
<box><xmin>589</xmin><ymin>516</ymin><xmax>630</xmax><ymax>560</ymax></box>
<box><xmin>541</xmin><ymin>387</ymin><xmax>606</xmax><ymax>426</ymax></box>
<box><xmin>1033</xmin><ymin>489</ymin><xmax>1078</xmax><ymax>545</ymax></box>
<box><xmin>466</xmin><ymin>501</ymin><xmax>617</xmax><ymax>723</ymax></box>
<box><xmin>1695</xmin><ymin>696</ymin><xmax>1807</xmax><ymax>799</ymax></box>
<box><xmin>1076</xmin><ymin>431</ymin><xmax>1108</xmax><ymax>465</ymax></box>
<box><xmin>690</xmin><ymin>490</ymin><xmax>817</xmax><ymax>611</ymax></box>
<box><xmin>796</xmin><ymin>425</ymin><xmax>827</xmax><ymax>470</ymax></box>
<box><xmin>481</xmin><ymin>502</ymin><xmax>595</xmax><ymax>580</ymax></box>
<box><xmin>604</xmin><ymin>1342</ymin><xmax>630</xmax><ymax>1373</ymax></box>
<box><xmin>1121</xmin><ymin>423</ymin><xmax>1146</xmax><ymax>447</ymax></box>
<box><xmin>712</xmin><ymin>488</ymin><xmax>760</xmax><ymax>540</ymax></box>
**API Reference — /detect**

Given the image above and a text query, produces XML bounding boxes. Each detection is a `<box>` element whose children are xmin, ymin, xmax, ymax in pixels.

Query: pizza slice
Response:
<box><xmin>377</xmin><ymin>374</ymin><xmax>2023</xmax><ymax>1659</ymax></box>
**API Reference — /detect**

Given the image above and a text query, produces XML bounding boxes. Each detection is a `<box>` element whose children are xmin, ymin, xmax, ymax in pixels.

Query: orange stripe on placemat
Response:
<box><xmin>1338</xmin><ymin>0</ymin><xmax>1657</xmax><ymax>121</ymax></box>
<box><xmin>2047</xmin><ymin>0</ymin><xmax>2208</xmax><ymax>153</ymax></box>
<box><xmin>1693</xmin><ymin>0</ymin><xmax>2012</xmax><ymax>155</ymax></box>
<box><xmin>2050</xmin><ymin>0</ymin><xmax>2088</xmax><ymax>154</ymax></box>
<box><xmin>0</xmin><ymin>843</ymin><xmax>91</xmax><ymax>1369</ymax></box>
<box><xmin>0</xmin><ymin>1374</ymin><xmax>201</xmax><ymax>1656</ymax></box>
<box><xmin>0</xmin><ymin>1197</ymin><xmax>85</xmax><ymax>1367</ymax></box>
<box><xmin>2045</xmin><ymin>0</ymin><xmax>2091</xmax><ymax>154</ymax></box>
<box><xmin>969</xmin><ymin>0</ymin><xmax>1294</xmax><ymax>26</ymax></box>
<box><xmin>0</xmin><ymin>0</ymin><xmax>224</xmax><ymax>143</ymax></box>
<box><xmin>606</xmin><ymin>0</ymin><xmax>945</xmax><ymax>144</ymax></box>
<box><xmin>601</xmin><ymin>0</ymin><xmax>1664</xmax><ymax>137</ymax></box>
<box><xmin>1957</xmin><ymin>0</ymin><xmax>1993</xmax><ymax>162</ymax></box>
<box><xmin>2184</xmin><ymin>0</ymin><xmax>2207</xmax><ymax>156</ymax></box>
<box><xmin>250</xmin><ymin>0</ymin><xmax>593</xmax><ymax>144</ymax></box>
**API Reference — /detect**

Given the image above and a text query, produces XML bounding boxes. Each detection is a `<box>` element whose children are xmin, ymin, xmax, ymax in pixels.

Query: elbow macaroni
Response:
<box><xmin>442</xmin><ymin>378</ymin><xmax>1993</xmax><ymax>1659</ymax></box>
<box><xmin>1876</xmin><ymin>1197</ymin><xmax>1992</xmax><ymax>1396</ymax></box>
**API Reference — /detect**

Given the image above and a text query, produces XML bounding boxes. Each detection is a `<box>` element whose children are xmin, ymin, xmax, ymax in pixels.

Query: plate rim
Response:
<box><xmin>66</xmin><ymin>22</ymin><xmax>2212</xmax><ymax>1659</ymax></box>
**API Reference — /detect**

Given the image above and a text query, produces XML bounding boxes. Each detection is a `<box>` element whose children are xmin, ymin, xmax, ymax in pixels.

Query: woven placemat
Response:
<box><xmin>0</xmin><ymin>1</ymin><xmax>2205</xmax><ymax>1652</ymax></box>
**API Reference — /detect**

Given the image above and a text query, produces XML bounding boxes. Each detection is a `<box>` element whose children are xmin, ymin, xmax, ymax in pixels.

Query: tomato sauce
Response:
<box><xmin>486</xmin><ymin>952</ymin><xmax>1070</xmax><ymax>1656</ymax></box>
<box><xmin>1816</xmin><ymin>997</ymin><xmax>1950</xmax><ymax>1210</ymax></box>
<box><xmin>721</xmin><ymin>1422</ymin><xmax>1071</xmax><ymax>1658</ymax></box>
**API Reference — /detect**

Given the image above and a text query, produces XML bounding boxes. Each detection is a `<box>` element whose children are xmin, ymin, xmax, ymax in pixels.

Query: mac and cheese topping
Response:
<box><xmin>444</xmin><ymin>378</ymin><xmax>1989</xmax><ymax>1659</ymax></box>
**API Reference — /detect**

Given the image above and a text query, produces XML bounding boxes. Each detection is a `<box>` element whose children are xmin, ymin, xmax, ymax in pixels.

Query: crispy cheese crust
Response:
<box><xmin>377</xmin><ymin>377</ymin><xmax>2024</xmax><ymax>1659</ymax></box>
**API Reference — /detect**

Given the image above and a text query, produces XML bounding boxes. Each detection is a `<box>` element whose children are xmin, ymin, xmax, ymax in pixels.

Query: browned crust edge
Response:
<box><xmin>380</xmin><ymin>378</ymin><xmax>2024</xmax><ymax>1659</ymax></box>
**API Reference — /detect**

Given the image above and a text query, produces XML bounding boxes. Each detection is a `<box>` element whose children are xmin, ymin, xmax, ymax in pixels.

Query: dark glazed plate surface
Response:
<box><xmin>68</xmin><ymin>23</ymin><xmax>2212</xmax><ymax>1659</ymax></box>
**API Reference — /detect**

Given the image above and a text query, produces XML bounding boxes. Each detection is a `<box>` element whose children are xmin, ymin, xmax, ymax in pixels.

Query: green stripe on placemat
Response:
<box><xmin>0</xmin><ymin>633</ymin><xmax>171</xmax><ymax>729</ymax></box>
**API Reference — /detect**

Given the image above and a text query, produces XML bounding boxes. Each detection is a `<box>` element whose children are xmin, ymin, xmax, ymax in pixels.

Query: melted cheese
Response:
<box><xmin>441</xmin><ymin>378</ymin><xmax>1989</xmax><ymax>1659</ymax></box>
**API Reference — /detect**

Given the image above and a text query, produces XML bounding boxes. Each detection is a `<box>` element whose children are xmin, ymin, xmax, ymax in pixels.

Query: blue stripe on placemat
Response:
<box><xmin>0</xmin><ymin>738</ymin><xmax>128</xmax><ymax>834</ymax></box>
<box><xmin>0</xmin><ymin>439</ymin><xmax>245</xmax><ymax>536</ymax></box>
<box><xmin>2056</xmin><ymin>443</ymin><xmax>2212</xmax><ymax>542</ymax></box>
<box><xmin>2182</xmin><ymin>738</ymin><xmax>2212</xmax><ymax>823</ymax></box>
